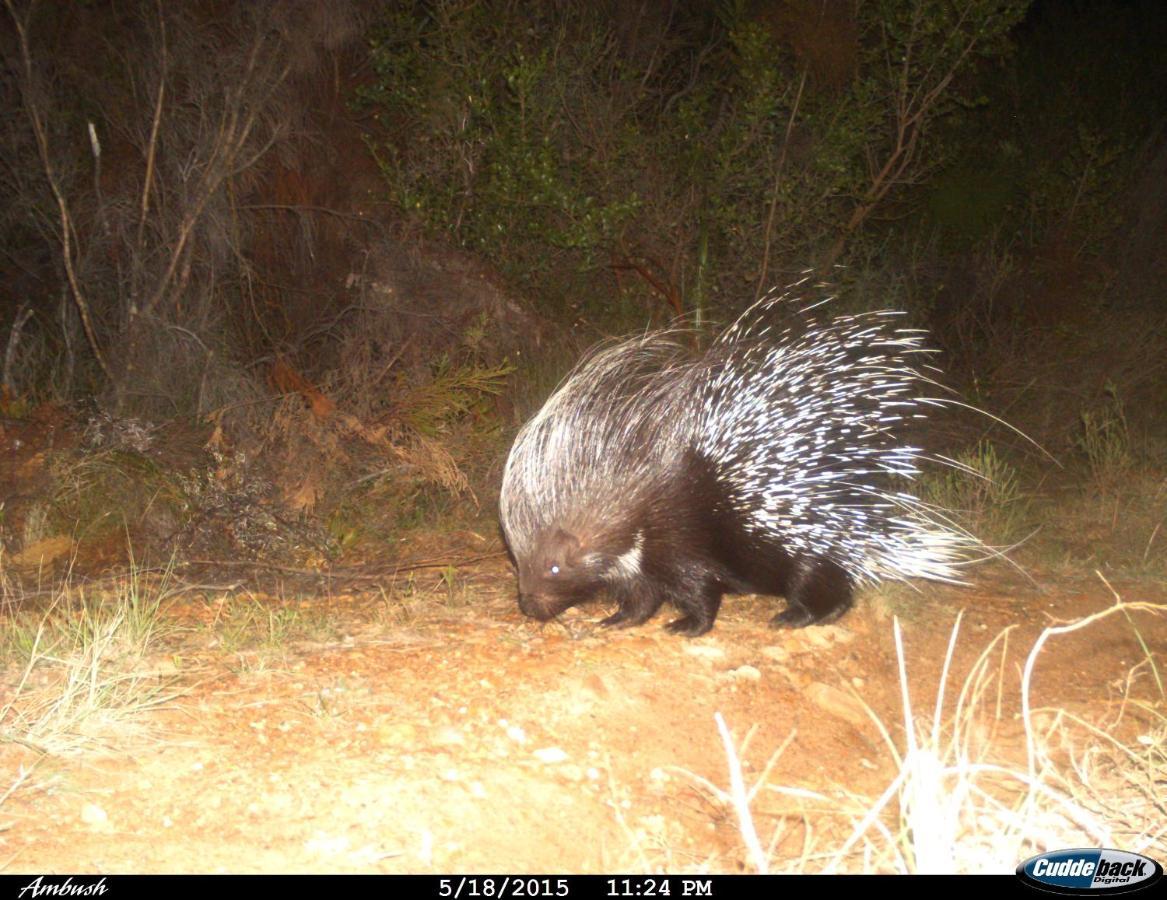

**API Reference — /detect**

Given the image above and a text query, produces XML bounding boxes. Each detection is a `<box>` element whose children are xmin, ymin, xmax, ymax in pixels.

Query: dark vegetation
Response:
<box><xmin>1</xmin><ymin>0</ymin><xmax>1165</xmax><ymax>582</ymax></box>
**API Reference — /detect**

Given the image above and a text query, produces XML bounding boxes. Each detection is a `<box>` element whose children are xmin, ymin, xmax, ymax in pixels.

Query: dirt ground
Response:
<box><xmin>1</xmin><ymin>555</ymin><xmax>1162</xmax><ymax>875</ymax></box>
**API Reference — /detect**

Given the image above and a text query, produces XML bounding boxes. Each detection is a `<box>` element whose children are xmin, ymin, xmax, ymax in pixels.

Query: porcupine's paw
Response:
<box><xmin>769</xmin><ymin>606</ymin><xmax>817</xmax><ymax>629</ymax></box>
<box><xmin>663</xmin><ymin>583</ymin><xmax>722</xmax><ymax>636</ymax></box>
<box><xmin>664</xmin><ymin>614</ymin><xmax>714</xmax><ymax>637</ymax></box>
<box><xmin>599</xmin><ymin>608</ymin><xmax>646</xmax><ymax>629</ymax></box>
<box><xmin>770</xmin><ymin>556</ymin><xmax>853</xmax><ymax>629</ymax></box>
<box><xmin>599</xmin><ymin>594</ymin><xmax>662</xmax><ymax>629</ymax></box>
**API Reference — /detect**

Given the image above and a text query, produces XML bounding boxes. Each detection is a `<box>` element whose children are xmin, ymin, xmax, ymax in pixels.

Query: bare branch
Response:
<box><xmin>2</xmin><ymin>301</ymin><xmax>34</xmax><ymax>393</ymax></box>
<box><xmin>824</xmin><ymin>2</ymin><xmax>1007</xmax><ymax>269</ymax></box>
<box><xmin>3</xmin><ymin>0</ymin><xmax>113</xmax><ymax>380</ymax></box>
<box><xmin>756</xmin><ymin>67</ymin><xmax>808</xmax><ymax>300</ymax></box>
<box><xmin>137</xmin><ymin>0</ymin><xmax>167</xmax><ymax>259</ymax></box>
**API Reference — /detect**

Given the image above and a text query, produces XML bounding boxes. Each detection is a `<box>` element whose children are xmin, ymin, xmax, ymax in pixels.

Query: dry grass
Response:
<box><xmin>668</xmin><ymin>587</ymin><xmax>1165</xmax><ymax>873</ymax></box>
<box><xmin>0</xmin><ymin>556</ymin><xmax>184</xmax><ymax>806</ymax></box>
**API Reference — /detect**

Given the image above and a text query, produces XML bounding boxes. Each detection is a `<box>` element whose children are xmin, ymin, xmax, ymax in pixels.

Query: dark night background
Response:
<box><xmin>0</xmin><ymin>0</ymin><xmax>1165</xmax><ymax>874</ymax></box>
<box><xmin>2</xmin><ymin>0</ymin><xmax>1164</xmax><ymax>540</ymax></box>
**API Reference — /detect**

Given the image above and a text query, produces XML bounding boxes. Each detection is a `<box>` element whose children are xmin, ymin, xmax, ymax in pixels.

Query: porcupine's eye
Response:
<box><xmin>548</xmin><ymin>563</ymin><xmax>560</xmax><ymax>577</ymax></box>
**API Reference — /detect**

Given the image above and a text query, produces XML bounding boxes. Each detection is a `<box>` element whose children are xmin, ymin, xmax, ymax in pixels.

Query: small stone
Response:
<box><xmin>720</xmin><ymin>665</ymin><xmax>762</xmax><ymax>683</ymax></box>
<box><xmin>81</xmin><ymin>803</ymin><xmax>109</xmax><ymax>828</ymax></box>
<box><xmin>805</xmin><ymin>681</ymin><xmax>868</xmax><ymax>728</ymax></box>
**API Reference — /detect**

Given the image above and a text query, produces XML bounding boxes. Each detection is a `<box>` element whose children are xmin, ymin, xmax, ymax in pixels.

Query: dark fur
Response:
<box><xmin>508</xmin><ymin>450</ymin><xmax>853</xmax><ymax>636</ymax></box>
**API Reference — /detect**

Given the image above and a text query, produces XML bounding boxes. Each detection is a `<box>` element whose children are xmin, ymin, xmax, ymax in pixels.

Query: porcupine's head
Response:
<box><xmin>502</xmin><ymin>525</ymin><xmax>624</xmax><ymax>621</ymax></box>
<box><xmin>499</xmin><ymin>332</ymin><xmax>698</xmax><ymax>621</ymax></box>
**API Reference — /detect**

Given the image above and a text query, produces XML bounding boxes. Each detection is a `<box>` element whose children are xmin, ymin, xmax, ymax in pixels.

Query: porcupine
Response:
<box><xmin>498</xmin><ymin>277</ymin><xmax>974</xmax><ymax>637</ymax></box>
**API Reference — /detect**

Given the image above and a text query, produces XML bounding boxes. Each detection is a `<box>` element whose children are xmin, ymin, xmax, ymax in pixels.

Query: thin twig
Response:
<box><xmin>136</xmin><ymin>0</ymin><xmax>167</xmax><ymax>262</ymax></box>
<box><xmin>715</xmin><ymin>712</ymin><xmax>769</xmax><ymax>874</ymax></box>
<box><xmin>2</xmin><ymin>301</ymin><xmax>34</xmax><ymax>392</ymax></box>
<box><xmin>4</xmin><ymin>0</ymin><xmax>113</xmax><ymax>381</ymax></box>
<box><xmin>182</xmin><ymin>552</ymin><xmax>505</xmax><ymax>580</ymax></box>
<box><xmin>756</xmin><ymin>67</ymin><xmax>808</xmax><ymax>300</ymax></box>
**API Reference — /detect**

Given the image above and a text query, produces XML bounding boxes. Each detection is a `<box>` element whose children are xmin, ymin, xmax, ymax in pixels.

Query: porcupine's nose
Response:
<box><xmin>518</xmin><ymin>593</ymin><xmax>557</xmax><ymax>621</ymax></box>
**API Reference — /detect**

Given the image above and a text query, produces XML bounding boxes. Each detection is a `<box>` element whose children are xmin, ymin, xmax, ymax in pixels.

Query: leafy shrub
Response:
<box><xmin>358</xmin><ymin>1</ymin><xmax>1027</xmax><ymax>322</ymax></box>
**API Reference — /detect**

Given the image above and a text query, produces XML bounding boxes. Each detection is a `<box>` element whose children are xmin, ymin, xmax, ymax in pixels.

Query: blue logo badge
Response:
<box><xmin>1017</xmin><ymin>849</ymin><xmax>1163</xmax><ymax>894</ymax></box>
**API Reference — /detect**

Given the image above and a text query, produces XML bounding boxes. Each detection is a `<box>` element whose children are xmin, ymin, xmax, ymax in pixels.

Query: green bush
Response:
<box><xmin>358</xmin><ymin>1</ymin><xmax>1028</xmax><ymax>323</ymax></box>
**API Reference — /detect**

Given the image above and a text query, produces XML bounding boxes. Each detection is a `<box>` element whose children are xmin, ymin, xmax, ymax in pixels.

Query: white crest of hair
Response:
<box><xmin>500</xmin><ymin>278</ymin><xmax>978</xmax><ymax>583</ymax></box>
<box><xmin>612</xmin><ymin>530</ymin><xmax>645</xmax><ymax>579</ymax></box>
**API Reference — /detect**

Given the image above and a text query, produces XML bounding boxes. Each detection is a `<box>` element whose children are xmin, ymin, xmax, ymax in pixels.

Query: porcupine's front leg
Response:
<box><xmin>599</xmin><ymin>583</ymin><xmax>667</xmax><ymax>629</ymax></box>
<box><xmin>663</xmin><ymin>577</ymin><xmax>723</xmax><ymax>637</ymax></box>
<box><xmin>771</xmin><ymin>556</ymin><xmax>853</xmax><ymax>629</ymax></box>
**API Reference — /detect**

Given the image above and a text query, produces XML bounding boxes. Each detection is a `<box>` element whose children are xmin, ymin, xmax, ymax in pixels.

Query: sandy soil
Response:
<box><xmin>2</xmin><ymin>557</ymin><xmax>1162</xmax><ymax>874</ymax></box>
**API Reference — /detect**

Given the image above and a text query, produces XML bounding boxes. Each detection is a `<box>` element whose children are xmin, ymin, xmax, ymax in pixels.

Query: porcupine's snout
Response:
<box><xmin>509</xmin><ymin>526</ymin><xmax>598</xmax><ymax>622</ymax></box>
<box><xmin>517</xmin><ymin>592</ymin><xmax>564</xmax><ymax>621</ymax></box>
<box><xmin>515</xmin><ymin>564</ymin><xmax>582</xmax><ymax>621</ymax></box>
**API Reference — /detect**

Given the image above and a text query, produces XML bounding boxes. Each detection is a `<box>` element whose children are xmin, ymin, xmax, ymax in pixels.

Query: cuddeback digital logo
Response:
<box><xmin>1017</xmin><ymin>849</ymin><xmax>1163</xmax><ymax>895</ymax></box>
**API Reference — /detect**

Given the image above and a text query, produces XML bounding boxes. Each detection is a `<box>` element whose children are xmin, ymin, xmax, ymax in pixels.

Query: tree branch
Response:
<box><xmin>4</xmin><ymin>0</ymin><xmax>113</xmax><ymax>381</ymax></box>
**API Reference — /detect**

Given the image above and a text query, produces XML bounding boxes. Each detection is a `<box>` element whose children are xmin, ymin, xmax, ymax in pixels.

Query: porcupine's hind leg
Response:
<box><xmin>771</xmin><ymin>556</ymin><xmax>853</xmax><ymax>629</ymax></box>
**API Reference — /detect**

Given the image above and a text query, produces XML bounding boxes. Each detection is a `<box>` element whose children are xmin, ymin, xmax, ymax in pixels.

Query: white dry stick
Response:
<box><xmin>1021</xmin><ymin>574</ymin><xmax>1165</xmax><ymax>780</ymax></box>
<box><xmin>714</xmin><ymin>711</ymin><xmax>768</xmax><ymax>874</ymax></box>
<box><xmin>895</xmin><ymin>616</ymin><xmax>958</xmax><ymax>874</ymax></box>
